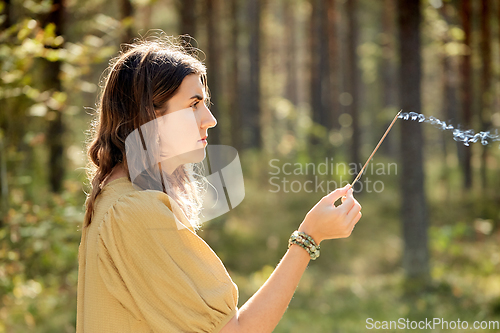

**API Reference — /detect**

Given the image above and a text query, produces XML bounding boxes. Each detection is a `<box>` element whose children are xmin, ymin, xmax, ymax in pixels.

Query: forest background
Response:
<box><xmin>1</xmin><ymin>0</ymin><xmax>500</xmax><ymax>332</ymax></box>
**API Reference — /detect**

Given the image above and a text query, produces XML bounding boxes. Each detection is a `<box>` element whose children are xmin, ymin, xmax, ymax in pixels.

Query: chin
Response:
<box><xmin>179</xmin><ymin>148</ymin><xmax>206</xmax><ymax>164</ymax></box>
<box><xmin>191</xmin><ymin>148</ymin><xmax>206</xmax><ymax>163</ymax></box>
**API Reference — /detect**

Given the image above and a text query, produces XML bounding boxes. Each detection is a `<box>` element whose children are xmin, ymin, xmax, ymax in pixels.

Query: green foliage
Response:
<box><xmin>0</xmin><ymin>181</ymin><xmax>83</xmax><ymax>333</ymax></box>
<box><xmin>0</xmin><ymin>1</ymin><xmax>123</xmax><ymax>331</ymax></box>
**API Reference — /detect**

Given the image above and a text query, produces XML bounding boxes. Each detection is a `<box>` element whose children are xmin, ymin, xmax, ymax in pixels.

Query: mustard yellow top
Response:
<box><xmin>76</xmin><ymin>177</ymin><xmax>238</xmax><ymax>332</ymax></box>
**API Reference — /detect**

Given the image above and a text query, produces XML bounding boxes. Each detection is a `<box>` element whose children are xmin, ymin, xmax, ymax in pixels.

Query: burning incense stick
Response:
<box><xmin>351</xmin><ymin>110</ymin><xmax>402</xmax><ymax>187</ymax></box>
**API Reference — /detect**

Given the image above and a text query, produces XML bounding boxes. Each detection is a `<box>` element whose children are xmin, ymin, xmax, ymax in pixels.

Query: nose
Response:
<box><xmin>200</xmin><ymin>104</ymin><xmax>217</xmax><ymax>130</ymax></box>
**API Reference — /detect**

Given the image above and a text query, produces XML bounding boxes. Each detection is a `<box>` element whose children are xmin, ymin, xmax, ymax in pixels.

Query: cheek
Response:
<box><xmin>157</xmin><ymin>108</ymin><xmax>201</xmax><ymax>156</ymax></box>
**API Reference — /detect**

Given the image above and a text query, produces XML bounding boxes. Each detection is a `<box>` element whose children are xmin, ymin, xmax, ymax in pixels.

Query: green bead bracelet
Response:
<box><xmin>288</xmin><ymin>230</ymin><xmax>320</xmax><ymax>260</ymax></box>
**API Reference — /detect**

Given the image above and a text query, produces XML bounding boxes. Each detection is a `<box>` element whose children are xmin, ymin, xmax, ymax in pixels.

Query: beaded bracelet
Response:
<box><xmin>288</xmin><ymin>230</ymin><xmax>320</xmax><ymax>260</ymax></box>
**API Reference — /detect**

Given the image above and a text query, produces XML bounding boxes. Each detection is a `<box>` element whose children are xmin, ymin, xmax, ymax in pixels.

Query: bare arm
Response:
<box><xmin>220</xmin><ymin>185</ymin><xmax>362</xmax><ymax>333</ymax></box>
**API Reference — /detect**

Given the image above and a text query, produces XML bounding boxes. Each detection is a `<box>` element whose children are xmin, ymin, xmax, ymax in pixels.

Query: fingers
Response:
<box><xmin>348</xmin><ymin>212</ymin><xmax>362</xmax><ymax>235</ymax></box>
<box><xmin>341</xmin><ymin>192</ymin><xmax>362</xmax><ymax>236</ymax></box>
<box><xmin>355</xmin><ymin>212</ymin><xmax>362</xmax><ymax>224</ymax></box>
<box><xmin>323</xmin><ymin>184</ymin><xmax>351</xmax><ymax>204</ymax></box>
<box><xmin>337</xmin><ymin>188</ymin><xmax>355</xmax><ymax>213</ymax></box>
<box><xmin>346</xmin><ymin>200</ymin><xmax>361</xmax><ymax>222</ymax></box>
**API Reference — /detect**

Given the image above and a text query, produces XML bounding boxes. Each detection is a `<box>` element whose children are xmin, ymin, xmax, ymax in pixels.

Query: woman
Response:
<box><xmin>77</xmin><ymin>36</ymin><xmax>362</xmax><ymax>333</ymax></box>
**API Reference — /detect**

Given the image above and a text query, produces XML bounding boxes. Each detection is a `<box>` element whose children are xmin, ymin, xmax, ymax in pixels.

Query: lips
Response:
<box><xmin>199</xmin><ymin>135</ymin><xmax>208</xmax><ymax>141</ymax></box>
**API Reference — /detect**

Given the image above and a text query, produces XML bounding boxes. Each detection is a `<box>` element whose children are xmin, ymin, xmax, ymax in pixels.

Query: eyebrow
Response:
<box><xmin>190</xmin><ymin>94</ymin><xmax>203</xmax><ymax>101</ymax></box>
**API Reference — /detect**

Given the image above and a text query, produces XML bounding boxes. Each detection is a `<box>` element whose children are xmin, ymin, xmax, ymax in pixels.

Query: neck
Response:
<box><xmin>102</xmin><ymin>163</ymin><xmax>128</xmax><ymax>186</ymax></box>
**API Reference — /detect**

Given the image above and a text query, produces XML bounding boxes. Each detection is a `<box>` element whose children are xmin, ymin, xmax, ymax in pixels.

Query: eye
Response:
<box><xmin>191</xmin><ymin>101</ymin><xmax>200</xmax><ymax>110</ymax></box>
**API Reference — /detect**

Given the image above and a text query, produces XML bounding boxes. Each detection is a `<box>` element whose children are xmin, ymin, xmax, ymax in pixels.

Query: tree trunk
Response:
<box><xmin>381</xmin><ymin>0</ymin><xmax>398</xmax><ymax>156</ymax></box>
<box><xmin>120</xmin><ymin>0</ymin><xmax>134</xmax><ymax>43</ymax></box>
<box><xmin>440</xmin><ymin>2</ymin><xmax>460</xmax><ymax>200</ymax></box>
<box><xmin>242</xmin><ymin>0</ymin><xmax>261</xmax><ymax>149</ymax></box>
<box><xmin>498</xmin><ymin>0</ymin><xmax>500</xmax><ymax>116</ymax></box>
<box><xmin>0</xmin><ymin>0</ymin><xmax>11</xmax><ymax>223</ymax></box>
<box><xmin>178</xmin><ymin>0</ymin><xmax>197</xmax><ymax>40</ymax></box>
<box><xmin>206</xmin><ymin>0</ymin><xmax>221</xmax><ymax>144</ymax></box>
<box><xmin>0</xmin><ymin>0</ymin><xmax>11</xmax><ymax>31</ymax></box>
<box><xmin>0</xmin><ymin>134</ymin><xmax>7</xmax><ymax>227</ymax></box>
<box><xmin>346</xmin><ymin>0</ymin><xmax>361</xmax><ymax>173</ymax></box>
<box><xmin>459</xmin><ymin>0</ymin><xmax>473</xmax><ymax>189</ymax></box>
<box><xmin>498</xmin><ymin>0</ymin><xmax>500</xmax><ymax>120</ymax></box>
<box><xmin>309</xmin><ymin>0</ymin><xmax>329</xmax><ymax>130</ymax></box>
<box><xmin>309</xmin><ymin>0</ymin><xmax>320</xmax><ymax>132</ymax></box>
<box><xmin>229</xmin><ymin>0</ymin><xmax>242</xmax><ymax>151</ymax></box>
<box><xmin>397</xmin><ymin>0</ymin><xmax>430</xmax><ymax>288</ymax></box>
<box><xmin>43</xmin><ymin>0</ymin><xmax>66</xmax><ymax>193</ymax></box>
<box><xmin>326</xmin><ymin>0</ymin><xmax>339</xmax><ymax>130</ymax></box>
<box><xmin>284</xmin><ymin>1</ymin><xmax>298</xmax><ymax>106</ymax></box>
<box><xmin>479</xmin><ymin>0</ymin><xmax>491</xmax><ymax>190</ymax></box>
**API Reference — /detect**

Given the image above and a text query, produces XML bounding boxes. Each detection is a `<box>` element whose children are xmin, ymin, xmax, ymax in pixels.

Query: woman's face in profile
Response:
<box><xmin>155</xmin><ymin>74</ymin><xmax>217</xmax><ymax>174</ymax></box>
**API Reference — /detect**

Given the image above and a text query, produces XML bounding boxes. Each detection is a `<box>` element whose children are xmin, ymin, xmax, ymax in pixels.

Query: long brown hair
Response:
<box><xmin>84</xmin><ymin>35</ymin><xmax>208</xmax><ymax>229</ymax></box>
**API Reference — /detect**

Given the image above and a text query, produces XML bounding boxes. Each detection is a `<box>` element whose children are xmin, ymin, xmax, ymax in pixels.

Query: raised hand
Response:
<box><xmin>298</xmin><ymin>185</ymin><xmax>362</xmax><ymax>244</ymax></box>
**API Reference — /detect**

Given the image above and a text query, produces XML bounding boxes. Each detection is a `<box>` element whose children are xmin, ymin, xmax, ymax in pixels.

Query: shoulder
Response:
<box><xmin>100</xmin><ymin>190</ymin><xmax>176</xmax><ymax>230</ymax></box>
<box><xmin>114</xmin><ymin>190</ymin><xmax>172</xmax><ymax>216</ymax></box>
